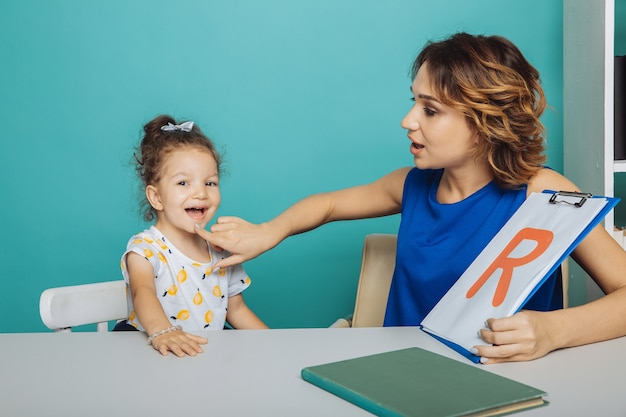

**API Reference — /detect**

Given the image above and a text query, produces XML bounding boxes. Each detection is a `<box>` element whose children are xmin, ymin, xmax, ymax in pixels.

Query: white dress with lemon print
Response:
<box><xmin>120</xmin><ymin>226</ymin><xmax>251</xmax><ymax>331</ymax></box>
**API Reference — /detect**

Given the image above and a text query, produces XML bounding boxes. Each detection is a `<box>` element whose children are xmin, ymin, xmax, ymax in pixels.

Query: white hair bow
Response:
<box><xmin>161</xmin><ymin>121</ymin><xmax>194</xmax><ymax>132</ymax></box>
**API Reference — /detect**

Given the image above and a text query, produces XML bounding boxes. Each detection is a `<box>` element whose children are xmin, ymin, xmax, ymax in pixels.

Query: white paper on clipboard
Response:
<box><xmin>420</xmin><ymin>190</ymin><xmax>618</xmax><ymax>361</ymax></box>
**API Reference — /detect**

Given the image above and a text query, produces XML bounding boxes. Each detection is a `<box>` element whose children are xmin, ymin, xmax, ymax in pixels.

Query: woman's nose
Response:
<box><xmin>401</xmin><ymin>106</ymin><xmax>419</xmax><ymax>131</ymax></box>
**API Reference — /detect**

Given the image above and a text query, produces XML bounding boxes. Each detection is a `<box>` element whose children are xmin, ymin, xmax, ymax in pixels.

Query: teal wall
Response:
<box><xmin>617</xmin><ymin>0</ymin><xmax>626</xmax><ymax>55</ymax></box>
<box><xmin>0</xmin><ymin>0</ymin><xmax>564</xmax><ymax>332</ymax></box>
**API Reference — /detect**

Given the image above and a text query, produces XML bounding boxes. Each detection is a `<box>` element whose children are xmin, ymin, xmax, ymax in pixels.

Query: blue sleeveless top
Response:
<box><xmin>383</xmin><ymin>168</ymin><xmax>563</xmax><ymax>327</ymax></box>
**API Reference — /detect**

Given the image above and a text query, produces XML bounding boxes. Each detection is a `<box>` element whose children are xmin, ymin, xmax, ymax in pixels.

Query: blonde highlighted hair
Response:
<box><xmin>413</xmin><ymin>32</ymin><xmax>547</xmax><ymax>188</ymax></box>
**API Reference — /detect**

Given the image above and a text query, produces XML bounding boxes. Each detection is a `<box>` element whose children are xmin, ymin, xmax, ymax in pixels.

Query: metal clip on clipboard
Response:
<box><xmin>548</xmin><ymin>191</ymin><xmax>593</xmax><ymax>208</ymax></box>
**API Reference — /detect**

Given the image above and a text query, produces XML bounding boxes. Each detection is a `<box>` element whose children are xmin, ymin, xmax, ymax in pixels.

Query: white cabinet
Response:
<box><xmin>563</xmin><ymin>0</ymin><xmax>615</xmax><ymax>303</ymax></box>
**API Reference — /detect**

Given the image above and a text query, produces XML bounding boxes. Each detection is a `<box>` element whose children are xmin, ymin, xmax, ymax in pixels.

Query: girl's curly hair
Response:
<box><xmin>134</xmin><ymin>114</ymin><xmax>222</xmax><ymax>222</ymax></box>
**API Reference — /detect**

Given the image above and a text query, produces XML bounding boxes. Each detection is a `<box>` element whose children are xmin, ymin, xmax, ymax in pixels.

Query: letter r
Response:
<box><xmin>465</xmin><ymin>227</ymin><xmax>554</xmax><ymax>307</ymax></box>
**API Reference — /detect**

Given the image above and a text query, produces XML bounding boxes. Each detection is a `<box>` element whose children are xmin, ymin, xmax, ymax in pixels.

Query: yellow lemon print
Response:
<box><xmin>157</xmin><ymin>240</ymin><xmax>168</xmax><ymax>250</ymax></box>
<box><xmin>128</xmin><ymin>310</ymin><xmax>136</xmax><ymax>321</ymax></box>
<box><xmin>163</xmin><ymin>284</ymin><xmax>178</xmax><ymax>297</ymax></box>
<box><xmin>191</xmin><ymin>262</ymin><xmax>201</xmax><ymax>268</ymax></box>
<box><xmin>143</xmin><ymin>248</ymin><xmax>154</xmax><ymax>258</ymax></box>
<box><xmin>176</xmin><ymin>269</ymin><xmax>187</xmax><ymax>283</ymax></box>
<box><xmin>204</xmin><ymin>267</ymin><xmax>213</xmax><ymax>276</ymax></box>
<box><xmin>203</xmin><ymin>309</ymin><xmax>214</xmax><ymax>329</ymax></box>
<box><xmin>218</xmin><ymin>267</ymin><xmax>227</xmax><ymax>277</ymax></box>
<box><xmin>212</xmin><ymin>285</ymin><xmax>223</xmax><ymax>298</ymax></box>
<box><xmin>120</xmin><ymin>260</ymin><xmax>125</xmax><ymax>271</ymax></box>
<box><xmin>132</xmin><ymin>238</ymin><xmax>143</xmax><ymax>245</ymax></box>
<box><xmin>176</xmin><ymin>310</ymin><xmax>190</xmax><ymax>320</ymax></box>
<box><xmin>193</xmin><ymin>290</ymin><xmax>203</xmax><ymax>306</ymax></box>
<box><xmin>245</xmin><ymin>276</ymin><xmax>251</xmax><ymax>285</ymax></box>
<box><xmin>157</xmin><ymin>252</ymin><xmax>167</xmax><ymax>263</ymax></box>
<box><xmin>144</xmin><ymin>237</ymin><xmax>154</xmax><ymax>244</ymax></box>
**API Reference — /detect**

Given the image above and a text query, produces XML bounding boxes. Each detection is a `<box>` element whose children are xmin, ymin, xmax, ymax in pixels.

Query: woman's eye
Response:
<box><xmin>409</xmin><ymin>97</ymin><xmax>416</xmax><ymax>102</ymax></box>
<box><xmin>423</xmin><ymin>107</ymin><xmax>436</xmax><ymax>116</ymax></box>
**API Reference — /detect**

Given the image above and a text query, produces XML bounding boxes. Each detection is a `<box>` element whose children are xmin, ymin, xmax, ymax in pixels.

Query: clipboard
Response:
<box><xmin>420</xmin><ymin>190</ymin><xmax>620</xmax><ymax>363</ymax></box>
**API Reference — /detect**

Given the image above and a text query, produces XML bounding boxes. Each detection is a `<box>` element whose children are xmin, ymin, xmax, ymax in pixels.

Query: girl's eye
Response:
<box><xmin>409</xmin><ymin>97</ymin><xmax>416</xmax><ymax>102</ymax></box>
<box><xmin>206</xmin><ymin>181</ymin><xmax>218</xmax><ymax>187</ymax></box>
<box><xmin>178</xmin><ymin>181</ymin><xmax>188</xmax><ymax>186</ymax></box>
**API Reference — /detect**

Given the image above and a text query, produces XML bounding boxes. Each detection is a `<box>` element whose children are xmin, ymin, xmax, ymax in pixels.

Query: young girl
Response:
<box><xmin>197</xmin><ymin>33</ymin><xmax>626</xmax><ymax>364</ymax></box>
<box><xmin>119</xmin><ymin>114</ymin><xmax>267</xmax><ymax>357</ymax></box>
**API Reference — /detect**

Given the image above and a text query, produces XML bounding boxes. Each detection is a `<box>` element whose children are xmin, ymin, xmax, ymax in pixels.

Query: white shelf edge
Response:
<box><xmin>614</xmin><ymin>160</ymin><xmax>626</xmax><ymax>173</ymax></box>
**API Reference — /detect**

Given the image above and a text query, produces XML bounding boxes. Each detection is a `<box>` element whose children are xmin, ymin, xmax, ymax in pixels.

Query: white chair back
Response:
<box><xmin>39</xmin><ymin>280</ymin><xmax>128</xmax><ymax>332</ymax></box>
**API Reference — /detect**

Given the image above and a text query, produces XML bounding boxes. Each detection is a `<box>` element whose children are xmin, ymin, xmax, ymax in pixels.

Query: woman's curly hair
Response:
<box><xmin>413</xmin><ymin>32</ymin><xmax>547</xmax><ymax>188</ymax></box>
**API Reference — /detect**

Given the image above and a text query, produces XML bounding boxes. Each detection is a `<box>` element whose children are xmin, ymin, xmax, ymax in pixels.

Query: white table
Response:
<box><xmin>1</xmin><ymin>327</ymin><xmax>624</xmax><ymax>417</ymax></box>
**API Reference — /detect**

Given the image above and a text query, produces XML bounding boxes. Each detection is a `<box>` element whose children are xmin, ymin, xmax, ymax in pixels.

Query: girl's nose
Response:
<box><xmin>193</xmin><ymin>184</ymin><xmax>209</xmax><ymax>199</ymax></box>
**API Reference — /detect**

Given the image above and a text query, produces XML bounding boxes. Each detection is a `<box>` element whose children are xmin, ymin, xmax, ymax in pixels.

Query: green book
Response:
<box><xmin>301</xmin><ymin>347</ymin><xmax>547</xmax><ymax>417</ymax></box>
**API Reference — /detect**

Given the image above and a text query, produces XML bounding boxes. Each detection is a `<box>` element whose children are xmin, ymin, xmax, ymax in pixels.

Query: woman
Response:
<box><xmin>196</xmin><ymin>32</ymin><xmax>626</xmax><ymax>363</ymax></box>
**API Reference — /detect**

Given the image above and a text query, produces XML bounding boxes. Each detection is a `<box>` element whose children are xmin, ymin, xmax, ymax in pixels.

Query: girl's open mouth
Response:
<box><xmin>185</xmin><ymin>207</ymin><xmax>207</xmax><ymax>218</ymax></box>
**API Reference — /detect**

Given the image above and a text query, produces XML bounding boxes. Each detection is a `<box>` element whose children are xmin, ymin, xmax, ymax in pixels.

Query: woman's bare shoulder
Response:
<box><xmin>527</xmin><ymin>168</ymin><xmax>580</xmax><ymax>195</ymax></box>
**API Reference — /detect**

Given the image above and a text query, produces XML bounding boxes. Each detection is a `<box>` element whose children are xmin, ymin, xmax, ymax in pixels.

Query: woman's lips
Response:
<box><xmin>410</xmin><ymin>142</ymin><xmax>424</xmax><ymax>155</ymax></box>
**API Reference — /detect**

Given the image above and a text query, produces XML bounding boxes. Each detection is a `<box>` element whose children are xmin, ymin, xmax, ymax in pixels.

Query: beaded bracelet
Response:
<box><xmin>147</xmin><ymin>325</ymin><xmax>182</xmax><ymax>344</ymax></box>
